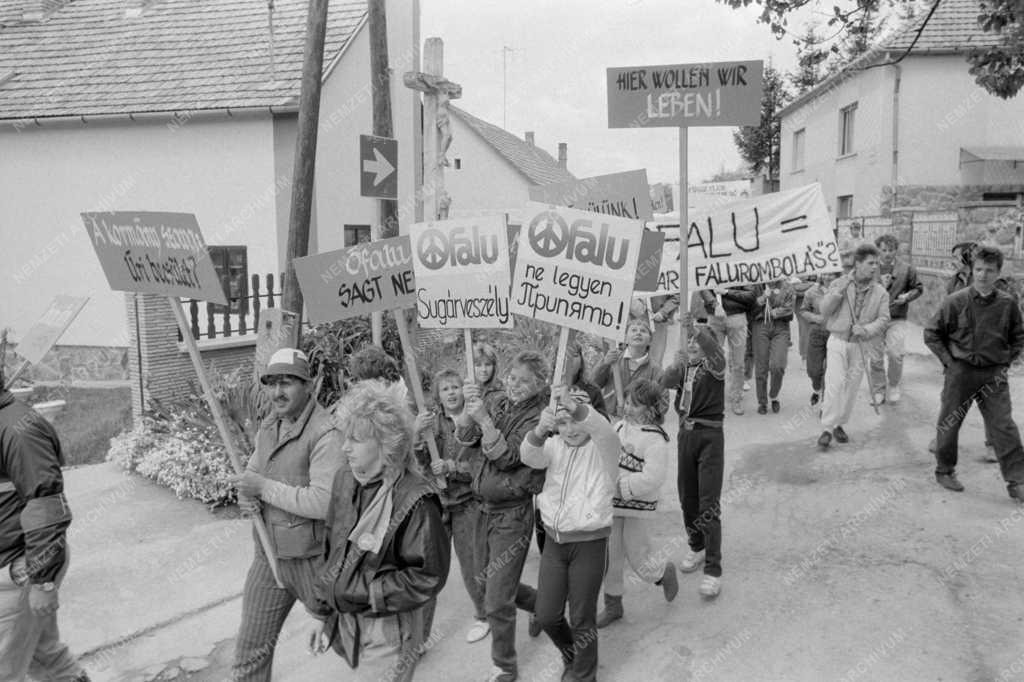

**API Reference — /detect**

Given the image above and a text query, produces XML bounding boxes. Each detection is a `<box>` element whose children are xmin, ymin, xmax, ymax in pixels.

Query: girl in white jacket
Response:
<box><xmin>597</xmin><ymin>378</ymin><xmax>678</xmax><ymax>628</ymax></box>
<box><xmin>521</xmin><ymin>385</ymin><xmax>619</xmax><ymax>682</ymax></box>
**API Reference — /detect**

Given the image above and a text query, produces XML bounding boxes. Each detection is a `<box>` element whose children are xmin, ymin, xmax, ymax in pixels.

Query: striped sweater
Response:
<box><xmin>611</xmin><ymin>421</ymin><xmax>671</xmax><ymax>518</ymax></box>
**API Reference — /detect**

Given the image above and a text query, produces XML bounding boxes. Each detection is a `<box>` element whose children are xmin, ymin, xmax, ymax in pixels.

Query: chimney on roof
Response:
<box><xmin>525</xmin><ymin>131</ymin><xmax>535</xmax><ymax>147</ymax></box>
<box><xmin>21</xmin><ymin>0</ymin><xmax>63</xmax><ymax>21</ymax></box>
<box><xmin>557</xmin><ymin>142</ymin><xmax>567</xmax><ymax>169</ymax></box>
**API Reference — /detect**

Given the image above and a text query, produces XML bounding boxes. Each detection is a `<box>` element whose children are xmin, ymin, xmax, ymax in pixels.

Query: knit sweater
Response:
<box><xmin>611</xmin><ymin>421</ymin><xmax>671</xmax><ymax>518</ymax></box>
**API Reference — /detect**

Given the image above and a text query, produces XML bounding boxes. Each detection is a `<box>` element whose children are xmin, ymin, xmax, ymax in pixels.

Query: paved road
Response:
<box><xmin>71</xmin><ymin>333</ymin><xmax>1024</xmax><ymax>681</ymax></box>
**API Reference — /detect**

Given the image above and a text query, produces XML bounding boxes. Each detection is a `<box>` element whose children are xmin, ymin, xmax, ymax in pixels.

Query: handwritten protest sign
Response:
<box><xmin>410</xmin><ymin>216</ymin><xmax>512</xmax><ymax>329</ymax></box>
<box><xmin>529</xmin><ymin>169</ymin><xmax>654</xmax><ymax>221</ymax></box>
<box><xmin>81</xmin><ymin>212</ymin><xmax>227</xmax><ymax>305</ymax></box>
<box><xmin>15</xmin><ymin>296</ymin><xmax>90</xmax><ymax>365</ymax></box>
<box><xmin>293</xmin><ymin>237</ymin><xmax>416</xmax><ymax>324</ymax></box>
<box><xmin>511</xmin><ymin>202</ymin><xmax>643</xmax><ymax>340</ymax></box>
<box><xmin>607</xmin><ymin>61</ymin><xmax>763</xmax><ymax>128</ymax></box>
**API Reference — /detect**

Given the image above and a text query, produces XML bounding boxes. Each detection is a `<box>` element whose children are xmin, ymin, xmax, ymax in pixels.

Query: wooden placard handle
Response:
<box><xmin>393</xmin><ymin>311</ymin><xmax>447</xmax><ymax>489</ymax></box>
<box><xmin>549</xmin><ymin>327</ymin><xmax>570</xmax><ymax>409</ymax></box>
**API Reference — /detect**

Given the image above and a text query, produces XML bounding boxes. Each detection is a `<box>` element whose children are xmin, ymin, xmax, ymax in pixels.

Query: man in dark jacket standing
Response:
<box><xmin>0</xmin><ymin>381</ymin><xmax>89</xmax><ymax>681</ymax></box>
<box><xmin>870</xmin><ymin>234</ymin><xmax>923</xmax><ymax>404</ymax></box>
<box><xmin>924</xmin><ymin>246</ymin><xmax>1024</xmax><ymax>502</ymax></box>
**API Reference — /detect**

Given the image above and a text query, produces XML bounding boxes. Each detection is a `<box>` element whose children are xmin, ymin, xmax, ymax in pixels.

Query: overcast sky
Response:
<box><xmin>422</xmin><ymin>0</ymin><xmax>810</xmax><ymax>185</ymax></box>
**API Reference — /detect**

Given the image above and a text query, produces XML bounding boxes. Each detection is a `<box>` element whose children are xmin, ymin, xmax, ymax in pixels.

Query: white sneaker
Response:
<box><xmin>699</xmin><ymin>575</ymin><xmax>721</xmax><ymax>598</ymax></box>
<box><xmin>887</xmin><ymin>386</ymin><xmax>901</xmax><ymax>403</ymax></box>
<box><xmin>679</xmin><ymin>548</ymin><xmax>705</xmax><ymax>573</ymax></box>
<box><xmin>873</xmin><ymin>391</ymin><xmax>886</xmax><ymax>405</ymax></box>
<box><xmin>466</xmin><ymin>619</ymin><xmax>490</xmax><ymax>643</ymax></box>
<box><xmin>742</xmin><ymin>380</ymin><xmax>751</xmax><ymax>392</ymax></box>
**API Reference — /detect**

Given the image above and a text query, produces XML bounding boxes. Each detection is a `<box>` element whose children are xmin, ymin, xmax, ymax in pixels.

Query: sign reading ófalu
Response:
<box><xmin>607</xmin><ymin>60</ymin><xmax>763</xmax><ymax>128</ymax></box>
<box><xmin>682</xmin><ymin>183</ymin><xmax>839</xmax><ymax>290</ymax></box>
<box><xmin>511</xmin><ymin>202</ymin><xmax>643</xmax><ymax>340</ymax></box>
<box><xmin>16</xmin><ymin>296</ymin><xmax>90</xmax><ymax>365</ymax></box>
<box><xmin>293</xmin><ymin>237</ymin><xmax>416</xmax><ymax>324</ymax></box>
<box><xmin>528</xmin><ymin>169</ymin><xmax>654</xmax><ymax>221</ymax></box>
<box><xmin>410</xmin><ymin>215</ymin><xmax>513</xmax><ymax>329</ymax></box>
<box><xmin>81</xmin><ymin>212</ymin><xmax>228</xmax><ymax>305</ymax></box>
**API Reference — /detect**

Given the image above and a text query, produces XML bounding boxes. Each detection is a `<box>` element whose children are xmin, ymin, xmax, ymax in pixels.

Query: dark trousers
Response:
<box><xmin>677</xmin><ymin>426</ymin><xmax>725</xmax><ymax>578</ymax></box>
<box><xmin>423</xmin><ymin>499</ymin><xmax>487</xmax><ymax>639</ymax></box>
<box><xmin>934</xmin><ymin>362</ymin><xmax>1024</xmax><ymax>486</ymax></box>
<box><xmin>753</xmin><ymin>319</ymin><xmax>791</xmax><ymax>406</ymax></box>
<box><xmin>744</xmin><ymin>330</ymin><xmax>754</xmax><ymax>381</ymax></box>
<box><xmin>479</xmin><ymin>501</ymin><xmax>537</xmax><ymax>675</ymax></box>
<box><xmin>806</xmin><ymin>324</ymin><xmax>829</xmax><ymax>393</ymax></box>
<box><xmin>535</xmin><ymin>535</ymin><xmax>607</xmax><ymax>682</ymax></box>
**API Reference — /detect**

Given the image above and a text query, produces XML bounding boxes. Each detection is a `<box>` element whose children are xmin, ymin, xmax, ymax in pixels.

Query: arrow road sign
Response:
<box><xmin>360</xmin><ymin>134</ymin><xmax>398</xmax><ymax>199</ymax></box>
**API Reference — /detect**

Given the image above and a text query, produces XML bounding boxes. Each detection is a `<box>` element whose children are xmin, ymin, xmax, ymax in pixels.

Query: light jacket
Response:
<box><xmin>611</xmin><ymin>421</ymin><xmax>670</xmax><ymax>519</ymax></box>
<box><xmin>819</xmin><ymin>277</ymin><xmax>891</xmax><ymax>343</ymax></box>
<box><xmin>521</xmin><ymin>405</ymin><xmax>619</xmax><ymax>543</ymax></box>
<box><xmin>247</xmin><ymin>396</ymin><xmax>345</xmax><ymax>559</ymax></box>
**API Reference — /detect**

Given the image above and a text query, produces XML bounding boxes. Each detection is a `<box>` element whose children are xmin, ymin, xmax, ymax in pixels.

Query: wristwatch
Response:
<box><xmin>33</xmin><ymin>582</ymin><xmax>56</xmax><ymax>592</ymax></box>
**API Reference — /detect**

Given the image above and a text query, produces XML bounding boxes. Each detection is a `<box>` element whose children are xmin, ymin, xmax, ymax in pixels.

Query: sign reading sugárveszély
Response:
<box><xmin>511</xmin><ymin>202</ymin><xmax>643</xmax><ymax>340</ymax></box>
<box><xmin>293</xmin><ymin>237</ymin><xmax>416</xmax><ymax>324</ymax></box>
<box><xmin>607</xmin><ymin>60</ymin><xmax>763</xmax><ymax>128</ymax></box>
<box><xmin>82</xmin><ymin>211</ymin><xmax>228</xmax><ymax>305</ymax></box>
<box><xmin>410</xmin><ymin>215</ymin><xmax>512</xmax><ymax>329</ymax></box>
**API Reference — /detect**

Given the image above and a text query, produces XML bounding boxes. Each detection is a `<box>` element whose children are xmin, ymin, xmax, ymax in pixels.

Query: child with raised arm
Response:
<box><xmin>660</xmin><ymin>312</ymin><xmax>727</xmax><ymax>598</ymax></box>
<box><xmin>597</xmin><ymin>378</ymin><xmax>678</xmax><ymax>628</ymax></box>
<box><xmin>521</xmin><ymin>385</ymin><xmax>620</xmax><ymax>682</ymax></box>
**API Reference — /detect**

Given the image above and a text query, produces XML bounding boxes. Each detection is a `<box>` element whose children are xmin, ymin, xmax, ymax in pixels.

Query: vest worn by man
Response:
<box><xmin>249</xmin><ymin>397</ymin><xmax>337</xmax><ymax>559</ymax></box>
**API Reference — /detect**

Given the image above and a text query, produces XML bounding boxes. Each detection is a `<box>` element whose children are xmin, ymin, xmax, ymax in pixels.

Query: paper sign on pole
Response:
<box><xmin>81</xmin><ymin>212</ymin><xmax>228</xmax><ymax>305</ymax></box>
<box><xmin>607</xmin><ymin>60</ymin><xmax>763</xmax><ymax>128</ymax></box>
<box><xmin>511</xmin><ymin>202</ymin><xmax>643</xmax><ymax>341</ymax></box>
<box><xmin>410</xmin><ymin>216</ymin><xmax>513</xmax><ymax>329</ymax></box>
<box><xmin>293</xmin><ymin>237</ymin><xmax>416</xmax><ymax>324</ymax></box>
<box><xmin>529</xmin><ymin>169</ymin><xmax>654</xmax><ymax>221</ymax></box>
<box><xmin>16</xmin><ymin>296</ymin><xmax>90</xmax><ymax>365</ymax></box>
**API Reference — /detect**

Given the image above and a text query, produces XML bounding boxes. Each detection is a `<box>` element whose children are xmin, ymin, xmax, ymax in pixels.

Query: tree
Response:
<box><xmin>790</xmin><ymin>25</ymin><xmax>829</xmax><ymax>93</ymax></box>
<box><xmin>705</xmin><ymin>166</ymin><xmax>750</xmax><ymax>182</ymax></box>
<box><xmin>716</xmin><ymin>0</ymin><xmax>1024</xmax><ymax>99</ymax></box>
<box><xmin>733</xmin><ymin>65</ymin><xmax>791</xmax><ymax>188</ymax></box>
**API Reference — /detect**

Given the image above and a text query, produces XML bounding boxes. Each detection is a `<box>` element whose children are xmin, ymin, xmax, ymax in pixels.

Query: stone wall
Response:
<box><xmin>3</xmin><ymin>344</ymin><xmax>129</xmax><ymax>384</ymax></box>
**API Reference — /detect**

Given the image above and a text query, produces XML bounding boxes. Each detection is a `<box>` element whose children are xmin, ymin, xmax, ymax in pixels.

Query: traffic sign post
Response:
<box><xmin>360</xmin><ymin>134</ymin><xmax>398</xmax><ymax>200</ymax></box>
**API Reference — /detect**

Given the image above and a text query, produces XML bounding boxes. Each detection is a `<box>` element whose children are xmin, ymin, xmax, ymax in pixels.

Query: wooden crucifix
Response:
<box><xmin>404</xmin><ymin>37</ymin><xmax>462</xmax><ymax>222</ymax></box>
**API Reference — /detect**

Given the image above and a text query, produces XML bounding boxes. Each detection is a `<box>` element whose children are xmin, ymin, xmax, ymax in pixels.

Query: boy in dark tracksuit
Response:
<box><xmin>660</xmin><ymin>313</ymin><xmax>727</xmax><ymax>598</ymax></box>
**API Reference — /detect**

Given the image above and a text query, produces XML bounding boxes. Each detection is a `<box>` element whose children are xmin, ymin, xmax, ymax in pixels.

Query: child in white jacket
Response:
<box><xmin>521</xmin><ymin>385</ymin><xmax>619</xmax><ymax>682</ymax></box>
<box><xmin>597</xmin><ymin>379</ymin><xmax>678</xmax><ymax>628</ymax></box>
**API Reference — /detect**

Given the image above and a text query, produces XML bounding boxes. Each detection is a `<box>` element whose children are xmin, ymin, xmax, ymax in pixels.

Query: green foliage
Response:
<box><xmin>732</xmin><ymin>65</ymin><xmax>791</xmax><ymax>179</ymax></box>
<box><xmin>35</xmin><ymin>386</ymin><xmax>133</xmax><ymax>467</ymax></box>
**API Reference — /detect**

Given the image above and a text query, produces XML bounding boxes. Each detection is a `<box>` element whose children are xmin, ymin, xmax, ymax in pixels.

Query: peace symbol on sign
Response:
<box><xmin>417</xmin><ymin>228</ymin><xmax>451</xmax><ymax>270</ymax></box>
<box><xmin>528</xmin><ymin>211</ymin><xmax>569</xmax><ymax>258</ymax></box>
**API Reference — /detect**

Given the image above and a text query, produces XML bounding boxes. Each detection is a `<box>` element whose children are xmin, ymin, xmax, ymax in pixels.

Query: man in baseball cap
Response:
<box><xmin>230</xmin><ymin>347</ymin><xmax>344</xmax><ymax>681</ymax></box>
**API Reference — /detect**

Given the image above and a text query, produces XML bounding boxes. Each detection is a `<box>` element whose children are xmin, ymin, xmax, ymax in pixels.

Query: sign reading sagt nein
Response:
<box><xmin>410</xmin><ymin>215</ymin><xmax>513</xmax><ymax>329</ymax></box>
<box><xmin>607</xmin><ymin>60</ymin><xmax>763</xmax><ymax>128</ymax></box>
<box><xmin>511</xmin><ymin>202</ymin><xmax>643</xmax><ymax>340</ymax></box>
<box><xmin>528</xmin><ymin>169</ymin><xmax>654</xmax><ymax>221</ymax></box>
<box><xmin>16</xmin><ymin>295</ymin><xmax>90</xmax><ymax>365</ymax></box>
<box><xmin>293</xmin><ymin>237</ymin><xmax>416</xmax><ymax>324</ymax></box>
<box><xmin>81</xmin><ymin>212</ymin><xmax>228</xmax><ymax>305</ymax></box>
<box><xmin>659</xmin><ymin>183</ymin><xmax>839</xmax><ymax>291</ymax></box>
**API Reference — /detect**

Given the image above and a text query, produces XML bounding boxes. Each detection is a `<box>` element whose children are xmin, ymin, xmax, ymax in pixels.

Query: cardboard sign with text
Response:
<box><xmin>81</xmin><ymin>212</ymin><xmax>228</xmax><ymax>304</ymax></box>
<box><xmin>16</xmin><ymin>296</ymin><xmax>90</xmax><ymax>365</ymax></box>
<box><xmin>410</xmin><ymin>215</ymin><xmax>513</xmax><ymax>329</ymax></box>
<box><xmin>528</xmin><ymin>169</ymin><xmax>654</xmax><ymax>221</ymax></box>
<box><xmin>511</xmin><ymin>202</ymin><xmax>643</xmax><ymax>340</ymax></box>
<box><xmin>293</xmin><ymin>237</ymin><xmax>416</xmax><ymax>324</ymax></box>
<box><xmin>607</xmin><ymin>60</ymin><xmax>763</xmax><ymax>128</ymax></box>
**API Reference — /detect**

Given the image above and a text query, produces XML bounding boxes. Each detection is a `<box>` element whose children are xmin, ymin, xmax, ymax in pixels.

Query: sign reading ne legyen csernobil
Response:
<box><xmin>81</xmin><ymin>212</ymin><xmax>228</xmax><ymax>305</ymax></box>
<box><xmin>293</xmin><ymin>237</ymin><xmax>416</xmax><ymax>324</ymax></box>
<box><xmin>607</xmin><ymin>60</ymin><xmax>763</xmax><ymax>128</ymax></box>
<box><xmin>511</xmin><ymin>202</ymin><xmax>643</xmax><ymax>341</ymax></box>
<box><xmin>410</xmin><ymin>215</ymin><xmax>513</xmax><ymax>329</ymax></box>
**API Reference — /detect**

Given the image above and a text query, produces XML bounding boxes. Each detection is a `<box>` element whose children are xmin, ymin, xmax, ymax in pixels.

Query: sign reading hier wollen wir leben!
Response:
<box><xmin>410</xmin><ymin>215</ymin><xmax>513</xmax><ymax>329</ymax></box>
<box><xmin>511</xmin><ymin>202</ymin><xmax>644</xmax><ymax>340</ymax></box>
<box><xmin>293</xmin><ymin>237</ymin><xmax>416</xmax><ymax>324</ymax></box>
<box><xmin>81</xmin><ymin>212</ymin><xmax>228</xmax><ymax>305</ymax></box>
<box><xmin>607</xmin><ymin>60</ymin><xmax>763</xmax><ymax>128</ymax></box>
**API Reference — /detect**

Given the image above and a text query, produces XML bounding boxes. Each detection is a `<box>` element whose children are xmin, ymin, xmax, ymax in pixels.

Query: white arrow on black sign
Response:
<box><xmin>363</xmin><ymin>147</ymin><xmax>396</xmax><ymax>186</ymax></box>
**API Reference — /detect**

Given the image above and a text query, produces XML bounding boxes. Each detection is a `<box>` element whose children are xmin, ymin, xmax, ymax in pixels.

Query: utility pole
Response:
<box><xmin>368</xmin><ymin>0</ymin><xmax>396</xmax><ymax>345</ymax></box>
<box><xmin>281</xmin><ymin>0</ymin><xmax>330</xmax><ymax>319</ymax></box>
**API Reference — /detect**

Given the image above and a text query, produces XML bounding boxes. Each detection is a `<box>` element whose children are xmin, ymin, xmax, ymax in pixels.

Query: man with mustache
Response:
<box><xmin>229</xmin><ymin>348</ymin><xmax>345</xmax><ymax>681</ymax></box>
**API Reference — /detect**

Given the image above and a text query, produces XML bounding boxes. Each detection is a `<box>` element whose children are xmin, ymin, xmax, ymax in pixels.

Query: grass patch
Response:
<box><xmin>33</xmin><ymin>385</ymin><xmax>132</xmax><ymax>467</ymax></box>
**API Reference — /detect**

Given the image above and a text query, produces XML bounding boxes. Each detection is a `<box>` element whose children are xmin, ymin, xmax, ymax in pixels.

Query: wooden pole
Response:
<box><xmin>168</xmin><ymin>298</ymin><xmax>284</xmax><ymax>588</ymax></box>
<box><xmin>369</xmin><ymin>0</ymin><xmax>396</xmax><ymax>344</ymax></box>
<box><xmin>464</xmin><ymin>328</ymin><xmax>475</xmax><ymax>383</ymax></box>
<box><xmin>549</xmin><ymin>327</ymin><xmax>570</xmax><ymax>408</ymax></box>
<box><xmin>393</xmin><ymin>310</ymin><xmax>446</xmax><ymax>489</ymax></box>
<box><xmin>282</xmin><ymin>0</ymin><xmax>330</xmax><ymax>319</ymax></box>
<box><xmin>678</xmin><ymin>127</ymin><xmax>690</xmax><ymax>362</ymax></box>
<box><xmin>423</xmin><ymin>38</ymin><xmax>443</xmax><ymax>221</ymax></box>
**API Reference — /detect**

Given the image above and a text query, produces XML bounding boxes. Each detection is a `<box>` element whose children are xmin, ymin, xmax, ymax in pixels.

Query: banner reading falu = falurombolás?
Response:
<box><xmin>511</xmin><ymin>202</ymin><xmax>643</xmax><ymax>340</ymax></box>
<box><xmin>410</xmin><ymin>215</ymin><xmax>513</xmax><ymax>329</ymax></box>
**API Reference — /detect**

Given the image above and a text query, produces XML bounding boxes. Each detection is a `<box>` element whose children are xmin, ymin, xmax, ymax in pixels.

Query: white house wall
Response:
<box><xmin>1</xmin><ymin>115</ymin><xmax>279</xmax><ymax>346</ymax></box>
<box><xmin>445</xmin><ymin>115</ymin><xmax>533</xmax><ymax>221</ymax></box>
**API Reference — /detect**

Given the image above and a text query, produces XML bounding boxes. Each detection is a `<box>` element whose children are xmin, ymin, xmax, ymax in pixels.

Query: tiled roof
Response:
<box><xmin>0</xmin><ymin>0</ymin><xmax>367</xmax><ymax>120</ymax></box>
<box><xmin>450</xmin><ymin>105</ymin><xmax>575</xmax><ymax>185</ymax></box>
<box><xmin>882</xmin><ymin>0</ymin><xmax>1000</xmax><ymax>51</ymax></box>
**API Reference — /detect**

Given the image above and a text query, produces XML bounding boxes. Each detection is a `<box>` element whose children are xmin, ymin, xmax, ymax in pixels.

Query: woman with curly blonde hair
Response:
<box><xmin>309</xmin><ymin>383</ymin><xmax>449</xmax><ymax>681</ymax></box>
